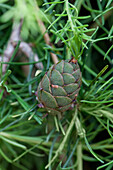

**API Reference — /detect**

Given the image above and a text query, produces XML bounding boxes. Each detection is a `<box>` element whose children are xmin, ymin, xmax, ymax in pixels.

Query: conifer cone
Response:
<box><xmin>37</xmin><ymin>58</ymin><xmax>82</xmax><ymax>115</ymax></box>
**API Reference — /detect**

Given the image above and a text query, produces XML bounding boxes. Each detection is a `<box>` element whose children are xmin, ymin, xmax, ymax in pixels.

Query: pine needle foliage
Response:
<box><xmin>0</xmin><ymin>0</ymin><xmax>113</xmax><ymax>170</ymax></box>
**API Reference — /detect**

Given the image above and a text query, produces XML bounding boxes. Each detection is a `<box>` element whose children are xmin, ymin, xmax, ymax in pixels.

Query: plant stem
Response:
<box><xmin>34</xmin><ymin>0</ymin><xmax>59</xmax><ymax>64</ymax></box>
<box><xmin>65</xmin><ymin>0</ymin><xmax>74</xmax><ymax>31</ymax></box>
<box><xmin>77</xmin><ymin>142</ymin><xmax>83</xmax><ymax>170</ymax></box>
<box><xmin>45</xmin><ymin>107</ymin><xmax>78</xmax><ymax>169</ymax></box>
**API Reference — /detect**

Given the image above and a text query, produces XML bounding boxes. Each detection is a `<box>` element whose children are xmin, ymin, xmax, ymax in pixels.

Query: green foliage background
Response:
<box><xmin>0</xmin><ymin>0</ymin><xmax>113</xmax><ymax>170</ymax></box>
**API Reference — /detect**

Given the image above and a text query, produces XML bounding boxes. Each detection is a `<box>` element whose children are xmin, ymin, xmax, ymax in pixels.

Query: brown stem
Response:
<box><xmin>0</xmin><ymin>21</ymin><xmax>43</xmax><ymax>75</ymax></box>
<box><xmin>19</xmin><ymin>42</ymin><xmax>43</xmax><ymax>70</ymax></box>
<box><xmin>34</xmin><ymin>0</ymin><xmax>59</xmax><ymax>64</ymax></box>
<box><xmin>87</xmin><ymin>3</ymin><xmax>113</xmax><ymax>36</ymax></box>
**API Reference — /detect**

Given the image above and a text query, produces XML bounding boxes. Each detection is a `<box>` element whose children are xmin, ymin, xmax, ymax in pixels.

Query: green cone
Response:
<box><xmin>37</xmin><ymin>58</ymin><xmax>82</xmax><ymax>115</ymax></box>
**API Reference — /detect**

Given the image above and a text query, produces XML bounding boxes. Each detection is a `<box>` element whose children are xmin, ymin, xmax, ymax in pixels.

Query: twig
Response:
<box><xmin>77</xmin><ymin>142</ymin><xmax>83</xmax><ymax>170</ymax></box>
<box><xmin>0</xmin><ymin>21</ymin><xmax>43</xmax><ymax>75</ymax></box>
<box><xmin>34</xmin><ymin>0</ymin><xmax>59</xmax><ymax>64</ymax></box>
<box><xmin>45</xmin><ymin>108</ymin><xmax>78</xmax><ymax>169</ymax></box>
<box><xmin>87</xmin><ymin>4</ymin><xmax>113</xmax><ymax>36</ymax></box>
<box><xmin>0</xmin><ymin>22</ymin><xmax>22</xmax><ymax>74</ymax></box>
<box><xmin>19</xmin><ymin>42</ymin><xmax>43</xmax><ymax>70</ymax></box>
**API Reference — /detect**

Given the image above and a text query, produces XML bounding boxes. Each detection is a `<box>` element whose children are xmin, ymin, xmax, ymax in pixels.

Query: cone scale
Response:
<box><xmin>37</xmin><ymin>58</ymin><xmax>82</xmax><ymax>115</ymax></box>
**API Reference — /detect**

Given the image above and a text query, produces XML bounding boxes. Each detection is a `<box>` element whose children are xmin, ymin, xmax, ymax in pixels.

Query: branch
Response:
<box><xmin>0</xmin><ymin>21</ymin><xmax>43</xmax><ymax>75</ymax></box>
<box><xmin>34</xmin><ymin>0</ymin><xmax>59</xmax><ymax>64</ymax></box>
<box><xmin>87</xmin><ymin>3</ymin><xmax>113</xmax><ymax>36</ymax></box>
<box><xmin>45</xmin><ymin>108</ymin><xmax>78</xmax><ymax>169</ymax></box>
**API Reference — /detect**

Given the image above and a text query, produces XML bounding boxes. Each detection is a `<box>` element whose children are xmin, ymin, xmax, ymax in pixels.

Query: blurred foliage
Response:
<box><xmin>0</xmin><ymin>0</ymin><xmax>50</xmax><ymax>40</ymax></box>
<box><xmin>0</xmin><ymin>0</ymin><xmax>113</xmax><ymax>170</ymax></box>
